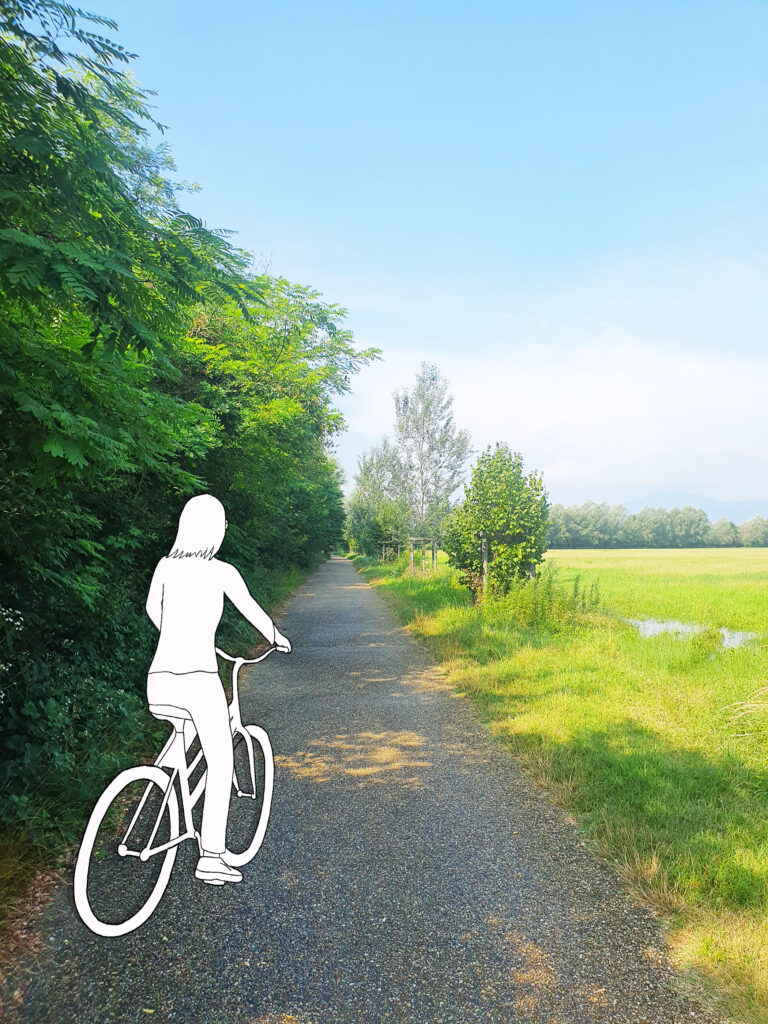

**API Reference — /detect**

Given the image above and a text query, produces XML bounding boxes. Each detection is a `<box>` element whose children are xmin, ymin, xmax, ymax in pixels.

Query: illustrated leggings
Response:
<box><xmin>146</xmin><ymin>671</ymin><xmax>233</xmax><ymax>855</ymax></box>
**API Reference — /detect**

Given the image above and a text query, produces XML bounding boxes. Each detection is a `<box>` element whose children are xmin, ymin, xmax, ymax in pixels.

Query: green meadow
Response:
<box><xmin>545</xmin><ymin>547</ymin><xmax>768</xmax><ymax>634</ymax></box>
<box><xmin>355</xmin><ymin>548</ymin><xmax>768</xmax><ymax>1023</ymax></box>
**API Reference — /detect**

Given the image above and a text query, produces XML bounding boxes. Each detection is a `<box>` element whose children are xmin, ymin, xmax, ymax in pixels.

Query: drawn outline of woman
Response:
<box><xmin>145</xmin><ymin>494</ymin><xmax>291</xmax><ymax>884</ymax></box>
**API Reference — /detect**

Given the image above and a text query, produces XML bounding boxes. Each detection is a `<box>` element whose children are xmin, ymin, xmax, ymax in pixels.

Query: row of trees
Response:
<box><xmin>548</xmin><ymin>503</ymin><xmax>768</xmax><ymax>548</ymax></box>
<box><xmin>345</xmin><ymin>366</ymin><xmax>549</xmax><ymax>597</ymax></box>
<box><xmin>0</xmin><ymin>2</ymin><xmax>375</xmax><ymax>839</ymax></box>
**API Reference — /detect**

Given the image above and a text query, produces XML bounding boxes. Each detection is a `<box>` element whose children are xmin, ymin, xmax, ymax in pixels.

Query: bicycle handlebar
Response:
<box><xmin>215</xmin><ymin>645</ymin><xmax>283</xmax><ymax>665</ymax></box>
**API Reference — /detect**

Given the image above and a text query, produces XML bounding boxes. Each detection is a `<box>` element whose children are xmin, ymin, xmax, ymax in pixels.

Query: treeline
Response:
<box><xmin>548</xmin><ymin>502</ymin><xmax>768</xmax><ymax>548</ymax></box>
<box><xmin>0</xmin><ymin>2</ymin><xmax>374</xmax><ymax>844</ymax></box>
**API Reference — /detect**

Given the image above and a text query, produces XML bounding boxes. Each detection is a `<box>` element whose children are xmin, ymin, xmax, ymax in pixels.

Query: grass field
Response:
<box><xmin>546</xmin><ymin>547</ymin><xmax>768</xmax><ymax>634</ymax></box>
<box><xmin>355</xmin><ymin>548</ymin><xmax>768</xmax><ymax>1024</ymax></box>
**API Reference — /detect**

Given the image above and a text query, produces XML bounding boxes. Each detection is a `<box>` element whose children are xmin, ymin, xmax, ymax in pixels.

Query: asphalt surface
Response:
<box><xmin>11</xmin><ymin>556</ymin><xmax>723</xmax><ymax>1024</ymax></box>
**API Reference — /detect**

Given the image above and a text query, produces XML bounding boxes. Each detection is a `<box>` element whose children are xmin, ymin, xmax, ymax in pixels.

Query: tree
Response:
<box><xmin>739</xmin><ymin>516</ymin><xmax>768</xmax><ymax>547</ymax></box>
<box><xmin>393</xmin><ymin>363</ymin><xmax>471</xmax><ymax>536</ymax></box>
<box><xmin>667</xmin><ymin>506</ymin><xmax>710</xmax><ymax>547</ymax></box>
<box><xmin>0</xmin><ymin>0</ymin><xmax>379</xmax><ymax>839</ymax></box>
<box><xmin>570</xmin><ymin>501</ymin><xmax>626</xmax><ymax>547</ymax></box>
<box><xmin>174</xmin><ymin>280</ymin><xmax>379</xmax><ymax>569</ymax></box>
<box><xmin>344</xmin><ymin>363</ymin><xmax>471</xmax><ymax>555</ymax></box>
<box><xmin>708</xmin><ymin>518</ymin><xmax>740</xmax><ymax>547</ymax></box>
<box><xmin>546</xmin><ymin>504</ymin><xmax>570</xmax><ymax>547</ymax></box>
<box><xmin>443</xmin><ymin>444</ymin><xmax>548</xmax><ymax>597</ymax></box>
<box><xmin>627</xmin><ymin>507</ymin><xmax>671</xmax><ymax>547</ymax></box>
<box><xmin>0</xmin><ymin>1</ymin><xmax>258</xmax><ymax>356</ymax></box>
<box><xmin>344</xmin><ymin>440</ymin><xmax>410</xmax><ymax>556</ymax></box>
<box><xmin>546</xmin><ymin>502</ymin><xmax>629</xmax><ymax>548</ymax></box>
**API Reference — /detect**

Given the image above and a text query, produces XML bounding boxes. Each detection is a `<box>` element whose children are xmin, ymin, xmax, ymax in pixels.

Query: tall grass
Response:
<box><xmin>355</xmin><ymin>551</ymin><xmax>768</xmax><ymax>1023</ymax></box>
<box><xmin>546</xmin><ymin>547</ymin><xmax>768</xmax><ymax>633</ymax></box>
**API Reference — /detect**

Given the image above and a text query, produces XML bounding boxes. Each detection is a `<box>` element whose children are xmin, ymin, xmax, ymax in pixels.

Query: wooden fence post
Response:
<box><xmin>432</xmin><ymin>539</ymin><xmax>437</xmax><ymax>573</ymax></box>
<box><xmin>409</xmin><ymin>539</ymin><xmax>414</xmax><ymax>575</ymax></box>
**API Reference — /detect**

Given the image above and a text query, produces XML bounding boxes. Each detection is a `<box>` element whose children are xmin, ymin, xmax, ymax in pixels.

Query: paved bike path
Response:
<box><xmin>14</xmin><ymin>556</ymin><xmax>721</xmax><ymax>1023</ymax></box>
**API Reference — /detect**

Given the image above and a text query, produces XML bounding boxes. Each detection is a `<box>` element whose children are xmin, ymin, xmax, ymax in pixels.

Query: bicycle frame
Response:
<box><xmin>118</xmin><ymin>646</ymin><xmax>277</xmax><ymax>863</ymax></box>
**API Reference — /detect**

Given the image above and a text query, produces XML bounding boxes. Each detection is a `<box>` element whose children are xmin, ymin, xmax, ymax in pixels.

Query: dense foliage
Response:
<box><xmin>0</xmin><ymin>2</ymin><xmax>375</xmax><ymax>845</ymax></box>
<box><xmin>0</xmin><ymin>1</ymin><xmax>256</xmax><ymax>353</ymax></box>
<box><xmin>444</xmin><ymin>444</ymin><xmax>549</xmax><ymax>597</ymax></box>
<box><xmin>548</xmin><ymin>502</ymin><xmax>768</xmax><ymax>548</ymax></box>
<box><xmin>345</xmin><ymin>363</ymin><xmax>470</xmax><ymax>555</ymax></box>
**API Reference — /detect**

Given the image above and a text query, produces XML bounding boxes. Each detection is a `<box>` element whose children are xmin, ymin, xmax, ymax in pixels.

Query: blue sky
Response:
<box><xmin>88</xmin><ymin>0</ymin><xmax>768</xmax><ymax>506</ymax></box>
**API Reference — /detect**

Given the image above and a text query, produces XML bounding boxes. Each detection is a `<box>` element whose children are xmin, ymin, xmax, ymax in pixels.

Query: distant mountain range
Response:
<box><xmin>622</xmin><ymin>492</ymin><xmax>768</xmax><ymax>524</ymax></box>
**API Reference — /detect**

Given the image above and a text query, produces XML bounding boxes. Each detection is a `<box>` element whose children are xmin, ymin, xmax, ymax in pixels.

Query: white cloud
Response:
<box><xmin>330</xmin><ymin>249</ymin><xmax>768</xmax><ymax>502</ymax></box>
<box><xmin>335</xmin><ymin>333</ymin><xmax>768</xmax><ymax>504</ymax></box>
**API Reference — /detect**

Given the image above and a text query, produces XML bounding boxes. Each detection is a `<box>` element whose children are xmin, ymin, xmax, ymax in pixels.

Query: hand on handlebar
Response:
<box><xmin>274</xmin><ymin>629</ymin><xmax>291</xmax><ymax>653</ymax></box>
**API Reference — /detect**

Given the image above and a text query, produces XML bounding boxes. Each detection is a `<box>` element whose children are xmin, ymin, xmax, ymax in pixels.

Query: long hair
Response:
<box><xmin>168</xmin><ymin>494</ymin><xmax>227</xmax><ymax>559</ymax></box>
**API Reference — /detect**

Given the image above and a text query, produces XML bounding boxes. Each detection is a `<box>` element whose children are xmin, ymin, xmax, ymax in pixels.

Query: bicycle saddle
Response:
<box><xmin>149</xmin><ymin>703</ymin><xmax>193</xmax><ymax>724</ymax></box>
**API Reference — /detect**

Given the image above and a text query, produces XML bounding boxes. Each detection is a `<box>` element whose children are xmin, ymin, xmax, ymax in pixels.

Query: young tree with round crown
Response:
<box><xmin>444</xmin><ymin>443</ymin><xmax>549</xmax><ymax>598</ymax></box>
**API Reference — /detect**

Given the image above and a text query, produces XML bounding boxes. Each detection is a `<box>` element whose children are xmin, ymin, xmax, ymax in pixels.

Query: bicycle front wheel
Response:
<box><xmin>74</xmin><ymin>765</ymin><xmax>179</xmax><ymax>937</ymax></box>
<box><xmin>227</xmin><ymin>725</ymin><xmax>274</xmax><ymax>867</ymax></box>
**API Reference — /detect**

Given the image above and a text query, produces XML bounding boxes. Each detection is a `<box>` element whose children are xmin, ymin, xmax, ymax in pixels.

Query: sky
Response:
<box><xmin>86</xmin><ymin>0</ymin><xmax>768</xmax><ymax>507</ymax></box>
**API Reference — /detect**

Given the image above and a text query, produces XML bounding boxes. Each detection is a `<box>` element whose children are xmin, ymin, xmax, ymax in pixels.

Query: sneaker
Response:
<box><xmin>194</xmin><ymin>833</ymin><xmax>239</xmax><ymax>868</ymax></box>
<box><xmin>195</xmin><ymin>854</ymin><xmax>243</xmax><ymax>884</ymax></box>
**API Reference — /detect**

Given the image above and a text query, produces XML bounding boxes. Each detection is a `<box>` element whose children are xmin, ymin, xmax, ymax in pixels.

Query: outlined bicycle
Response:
<box><xmin>74</xmin><ymin>646</ymin><xmax>280</xmax><ymax>937</ymax></box>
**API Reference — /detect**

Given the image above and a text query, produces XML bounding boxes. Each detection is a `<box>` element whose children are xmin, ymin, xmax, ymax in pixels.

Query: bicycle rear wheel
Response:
<box><xmin>74</xmin><ymin>765</ymin><xmax>179</xmax><ymax>937</ymax></box>
<box><xmin>226</xmin><ymin>725</ymin><xmax>274</xmax><ymax>867</ymax></box>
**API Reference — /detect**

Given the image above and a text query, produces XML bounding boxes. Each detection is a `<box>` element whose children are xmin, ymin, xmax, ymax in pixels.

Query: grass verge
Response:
<box><xmin>353</xmin><ymin>551</ymin><xmax>768</xmax><ymax>1024</ymax></box>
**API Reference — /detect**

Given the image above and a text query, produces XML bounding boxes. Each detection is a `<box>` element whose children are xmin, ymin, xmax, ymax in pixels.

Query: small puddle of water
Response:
<box><xmin>624</xmin><ymin>618</ymin><xmax>756</xmax><ymax>649</ymax></box>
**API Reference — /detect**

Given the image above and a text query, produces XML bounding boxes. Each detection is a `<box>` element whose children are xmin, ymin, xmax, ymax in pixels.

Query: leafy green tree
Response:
<box><xmin>667</xmin><ymin>506</ymin><xmax>710</xmax><ymax>547</ymax></box>
<box><xmin>174</xmin><ymin>282</ymin><xmax>378</xmax><ymax>570</ymax></box>
<box><xmin>0</xmin><ymin>1</ymin><xmax>258</xmax><ymax>356</ymax></box>
<box><xmin>0</xmin><ymin>277</ymin><xmax>373</xmax><ymax>845</ymax></box>
<box><xmin>443</xmin><ymin>444</ymin><xmax>548</xmax><ymax>597</ymax></box>
<box><xmin>393</xmin><ymin>362</ymin><xmax>471</xmax><ymax>536</ymax></box>
<box><xmin>738</xmin><ymin>516</ymin><xmax>768</xmax><ymax>547</ymax></box>
<box><xmin>623</xmin><ymin>507</ymin><xmax>670</xmax><ymax>547</ymax></box>
<box><xmin>597</xmin><ymin>503</ymin><xmax>628</xmax><ymax>546</ymax></box>
<box><xmin>344</xmin><ymin>363</ymin><xmax>469</xmax><ymax>555</ymax></box>
<box><xmin>577</xmin><ymin>502</ymin><xmax>625</xmax><ymax>547</ymax></box>
<box><xmin>344</xmin><ymin>440</ymin><xmax>410</xmax><ymax>556</ymax></box>
<box><xmin>548</xmin><ymin>503</ymin><xmax>573</xmax><ymax>547</ymax></box>
<box><xmin>707</xmin><ymin>517</ymin><xmax>740</xmax><ymax>547</ymax></box>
